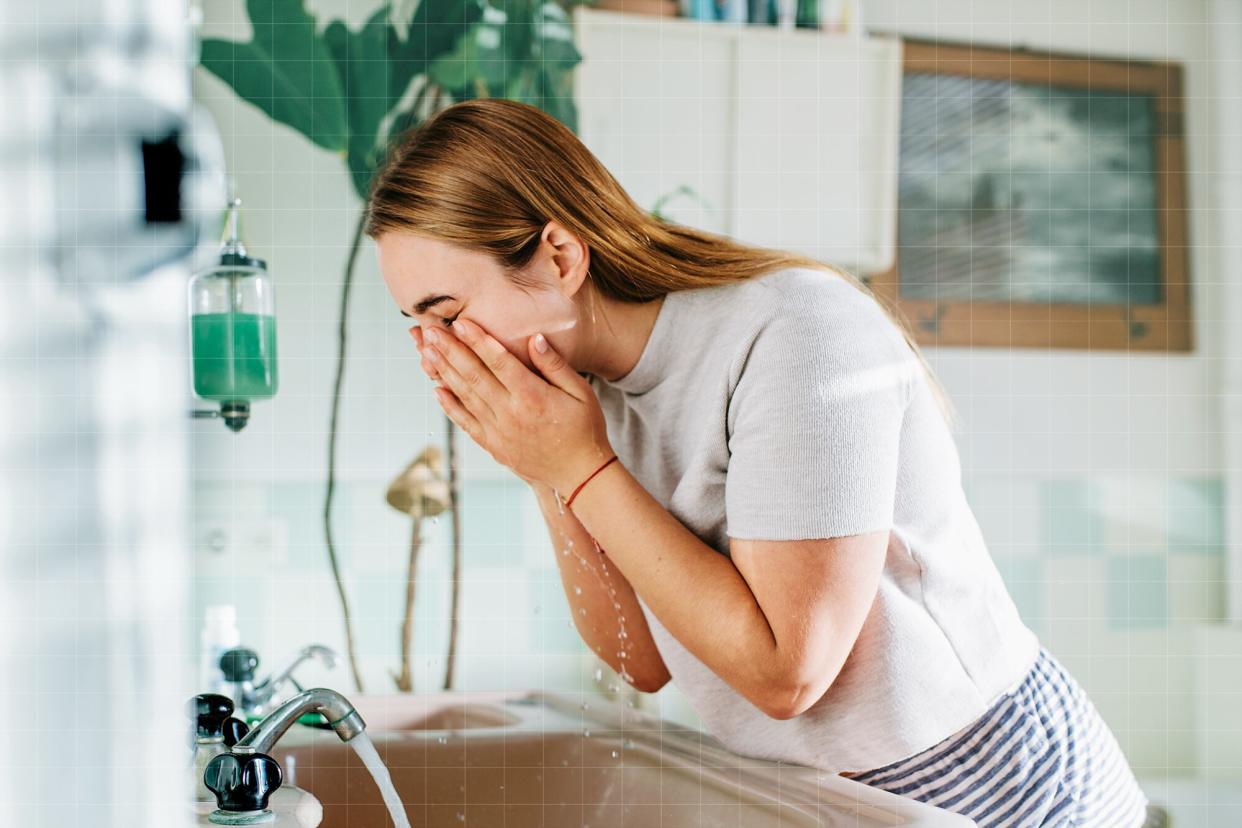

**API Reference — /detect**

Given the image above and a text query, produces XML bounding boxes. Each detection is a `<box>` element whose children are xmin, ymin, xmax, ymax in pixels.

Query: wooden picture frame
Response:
<box><xmin>868</xmin><ymin>39</ymin><xmax>1192</xmax><ymax>351</ymax></box>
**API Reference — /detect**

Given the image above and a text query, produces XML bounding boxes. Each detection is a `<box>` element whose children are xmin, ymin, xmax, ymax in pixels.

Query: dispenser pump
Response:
<box><xmin>189</xmin><ymin>197</ymin><xmax>279</xmax><ymax>432</ymax></box>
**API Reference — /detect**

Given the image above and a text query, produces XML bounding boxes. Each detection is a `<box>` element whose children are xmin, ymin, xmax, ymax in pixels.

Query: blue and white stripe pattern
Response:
<box><xmin>844</xmin><ymin>646</ymin><xmax>1149</xmax><ymax>827</ymax></box>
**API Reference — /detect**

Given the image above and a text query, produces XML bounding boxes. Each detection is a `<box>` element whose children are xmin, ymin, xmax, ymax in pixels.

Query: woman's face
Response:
<box><xmin>376</xmin><ymin>230</ymin><xmax>583</xmax><ymax>373</ymax></box>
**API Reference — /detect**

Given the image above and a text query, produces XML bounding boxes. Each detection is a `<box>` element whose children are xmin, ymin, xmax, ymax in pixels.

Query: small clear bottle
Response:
<box><xmin>199</xmin><ymin>604</ymin><xmax>241</xmax><ymax>696</ymax></box>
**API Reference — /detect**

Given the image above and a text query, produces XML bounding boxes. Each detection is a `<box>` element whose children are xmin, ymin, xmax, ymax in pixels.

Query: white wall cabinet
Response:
<box><xmin>573</xmin><ymin>7</ymin><xmax>903</xmax><ymax>273</ymax></box>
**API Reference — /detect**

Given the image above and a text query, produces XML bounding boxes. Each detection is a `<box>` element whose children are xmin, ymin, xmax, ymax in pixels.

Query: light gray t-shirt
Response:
<box><xmin>587</xmin><ymin>266</ymin><xmax>1040</xmax><ymax>774</ymax></box>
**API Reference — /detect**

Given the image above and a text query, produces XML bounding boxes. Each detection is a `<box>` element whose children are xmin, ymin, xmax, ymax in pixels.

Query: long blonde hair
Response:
<box><xmin>365</xmin><ymin>99</ymin><xmax>957</xmax><ymax>429</ymax></box>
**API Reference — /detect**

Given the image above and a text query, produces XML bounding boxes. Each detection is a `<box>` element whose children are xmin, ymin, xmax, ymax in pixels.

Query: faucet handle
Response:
<box><xmin>189</xmin><ymin>693</ymin><xmax>235</xmax><ymax>739</ymax></box>
<box><xmin>222</xmin><ymin>716</ymin><xmax>250</xmax><ymax>748</ymax></box>
<box><xmin>220</xmin><ymin>647</ymin><xmax>260</xmax><ymax>683</ymax></box>
<box><xmin>204</xmin><ymin>752</ymin><xmax>283</xmax><ymax>813</ymax></box>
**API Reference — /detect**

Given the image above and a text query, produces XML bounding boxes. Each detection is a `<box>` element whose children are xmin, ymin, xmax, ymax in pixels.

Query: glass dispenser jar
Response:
<box><xmin>188</xmin><ymin>198</ymin><xmax>278</xmax><ymax>431</ymax></box>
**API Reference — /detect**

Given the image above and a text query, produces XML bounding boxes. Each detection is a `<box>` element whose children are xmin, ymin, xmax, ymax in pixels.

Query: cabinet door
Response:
<box><xmin>574</xmin><ymin>10</ymin><xmax>735</xmax><ymax>234</ymax></box>
<box><xmin>731</xmin><ymin>31</ymin><xmax>902</xmax><ymax>272</ymax></box>
<box><xmin>573</xmin><ymin>8</ymin><xmax>901</xmax><ymax>272</ymax></box>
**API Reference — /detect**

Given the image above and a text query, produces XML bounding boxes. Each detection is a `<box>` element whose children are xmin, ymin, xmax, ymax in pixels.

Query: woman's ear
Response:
<box><xmin>540</xmin><ymin>220</ymin><xmax>590</xmax><ymax>298</ymax></box>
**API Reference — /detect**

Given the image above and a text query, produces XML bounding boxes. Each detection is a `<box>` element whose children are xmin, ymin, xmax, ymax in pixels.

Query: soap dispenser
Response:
<box><xmin>189</xmin><ymin>196</ymin><xmax>278</xmax><ymax>432</ymax></box>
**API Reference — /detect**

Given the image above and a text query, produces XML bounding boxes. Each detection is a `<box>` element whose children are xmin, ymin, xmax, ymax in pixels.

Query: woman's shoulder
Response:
<box><xmin>733</xmin><ymin>266</ymin><xmax>907</xmax><ymax>355</ymax></box>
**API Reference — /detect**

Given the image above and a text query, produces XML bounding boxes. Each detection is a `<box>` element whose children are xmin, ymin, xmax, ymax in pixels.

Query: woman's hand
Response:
<box><xmin>410</xmin><ymin>318</ymin><xmax>615</xmax><ymax>495</ymax></box>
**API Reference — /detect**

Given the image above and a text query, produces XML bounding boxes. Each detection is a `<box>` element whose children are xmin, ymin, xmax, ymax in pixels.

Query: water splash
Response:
<box><xmin>349</xmin><ymin>733</ymin><xmax>412</xmax><ymax>828</ymax></box>
<box><xmin>562</xmin><ymin>538</ymin><xmax>636</xmax><ymax>675</ymax></box>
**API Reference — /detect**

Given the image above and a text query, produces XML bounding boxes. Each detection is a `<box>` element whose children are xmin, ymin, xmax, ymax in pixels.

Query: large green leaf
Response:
<box><xmin>428</xmin><ymin>0</ymin><xmax>581</xmax><ymax>106</ymax></box>
<box><xmin>200</xmin><ymin>0</ymin><xmax>347</xmax><ymax>152</ymax></box>
<box><xmin>390</xmin><ymin>0</ymin><xmax>487</xmax><ymax>105</ymax></box>
<box><xmin>529</xmin><ymin>1</ymin><xmax>582</xmax><ymax>72</ymax></box>
<box><xmin>426</xmin><ymin>3</ymin><xmax>511</xmax><ymax>96</ymax></box>
<box><xmin>325</xmin><ymin>6</ymin><xmax>395</xmax><ymax>198</ymax></box>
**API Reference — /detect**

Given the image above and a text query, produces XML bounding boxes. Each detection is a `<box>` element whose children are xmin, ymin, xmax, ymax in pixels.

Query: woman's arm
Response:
<box><xmin>565</xmin><ymin>461</ymin><xmax>887</xmax><ymax>720</ymax></box>
<box><xmin>412</xmin><ymin>315</ymin><xmax>892</xmax><ymax>717</ymax></box>
<box><xmin>530</xmin><ymin>480</ymin><xmax>672</xmax><ymax>693</ymax></box>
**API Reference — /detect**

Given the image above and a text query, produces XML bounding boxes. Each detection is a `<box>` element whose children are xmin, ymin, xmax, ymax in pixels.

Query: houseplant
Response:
<box><xmin>199</xmin><ymin>0</ymin><xmax>585</xmax><ymax>692</ymax></box>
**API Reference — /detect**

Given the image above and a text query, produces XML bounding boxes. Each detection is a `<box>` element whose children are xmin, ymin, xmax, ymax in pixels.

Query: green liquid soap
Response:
<box><xmin>192</xmin><ymin>312</ymin><xmax>278</xmax><ymax>401</ymax></box>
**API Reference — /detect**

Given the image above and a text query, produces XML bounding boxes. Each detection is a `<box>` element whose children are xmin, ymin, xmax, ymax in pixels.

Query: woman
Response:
<box><xmin>364</xmin><ymin>98</ymin><xmax>1150</xmax><ymax>827</ymax></box>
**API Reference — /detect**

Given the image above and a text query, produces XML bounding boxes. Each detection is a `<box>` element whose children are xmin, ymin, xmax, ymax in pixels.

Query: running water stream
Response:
<box><xmin>349</xmin><ymin>732</ymin><xmax>412</xmax><ymax>828</ymax></box>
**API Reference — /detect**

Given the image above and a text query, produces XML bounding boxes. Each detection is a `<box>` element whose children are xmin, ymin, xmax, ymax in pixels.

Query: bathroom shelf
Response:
<box><xmin>573</xmin><ymin>7</ymin><xmax>903</xmax><ymax>274</ymax></box>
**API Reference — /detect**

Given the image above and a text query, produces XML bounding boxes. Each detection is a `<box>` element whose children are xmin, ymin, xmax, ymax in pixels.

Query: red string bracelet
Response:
<box><xmin>560</xmin><ymin>455</ymin><xmax>619</xmax><ymax>509</ymax></box>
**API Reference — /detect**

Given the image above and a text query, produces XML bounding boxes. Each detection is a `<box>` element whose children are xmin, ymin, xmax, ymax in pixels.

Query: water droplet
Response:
<box><xmin>618</xmin><ymin>651</ymin><xmax>627</xmax><ymax>659</ymax></box>
<box><xmin>613</xmin><ymin>602</ymin><xmax>620</xmax><ymax>610</ymax></box>
<box><xmin>594</xmin><ymin>667</ymin><xmax>603</xmax><ymax>682</ymax></box>
<box><xmin>561</xmin><ymin>547</ymin><xmax>569</xmax><ymax>557</ymax></box>
<box><xmin>619</xmin><ymin>631</ymin><xmax>628</xmax><ymax>639</ymax></box>
<box><xmin>573</xmin><ymin>585</ymin><xmax>582</xmax><ymax>595</ymax></box>
<box><xmin>608</xmin><ymin>683</ymin><xmax>618</xmax><ymax>693</ymax></box>
<box><xmin>624</xmin><ymin>739</ymin><xmax>635</xmax><ymax>749</ymax></box>
<box><xmin>566</xmin><ymin>620</ymin><xmax>574</xmax><ymax>628</ymax></box>
<box><xmin>456</xmin><ymin>812</ymin><xmax>465</xmax><ymax>821</ymax></box>
<box><xmin>611</xmin><ymin>750</ymin><xmax>619</xmax><ymax>759</ymax></box>
<box><xmin>560</xmin><ymin>759</ymin><xmax>568</xmax><ymax>767</ymax></box>
<box><xmin>581</xmin><ymin>701</ymin><xmax>590</xmax><ymax>711</ymax></box>
<box><xmin>583</xmin><ymin>729</ymin><xmax>592</xmax><ymax>737</ymax></box>
<box><xmin>437</xmin><ymin>735</ymin><xmax>448</xmax><ymax>744</ymax></box>
<box><xmin>578</xmin><ymin>607</ymin><xmax>586</xmax><ymax>616</ymax></box>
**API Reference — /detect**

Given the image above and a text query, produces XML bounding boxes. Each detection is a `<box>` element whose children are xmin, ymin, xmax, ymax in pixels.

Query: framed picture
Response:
<box><xmin>868</xmin><ymin>39</ymin><xmax>1191</xmax><ymax>351</ymax></box>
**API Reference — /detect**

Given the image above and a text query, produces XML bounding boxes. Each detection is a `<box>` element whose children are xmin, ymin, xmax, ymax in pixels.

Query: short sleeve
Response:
<box><xmin>724</xmin><ymin>292</ymin><xmax>914</xmax><ymax>541</ymax></box>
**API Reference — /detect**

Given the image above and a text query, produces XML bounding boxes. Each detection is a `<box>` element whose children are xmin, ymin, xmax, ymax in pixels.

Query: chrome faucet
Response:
<box><xmin>232</xmin><ymin>687</ymin><xmax>365</xmax><ymax>755</ymax></box>
<box><xmin>203</xmin><ymin>688</ymin><xmax>366</xmax><ymax>821</ymax></box>
<box><xmin>220</xmin><ymin>644</ymin><xmax>339</xmax><ymax>720</ymax></box>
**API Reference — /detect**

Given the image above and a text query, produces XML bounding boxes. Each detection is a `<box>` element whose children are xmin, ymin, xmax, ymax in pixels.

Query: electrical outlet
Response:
<box><xmin>195</xmin><ymin>516</ymin><xmax>289</xmax><ymax>575</ymax></box>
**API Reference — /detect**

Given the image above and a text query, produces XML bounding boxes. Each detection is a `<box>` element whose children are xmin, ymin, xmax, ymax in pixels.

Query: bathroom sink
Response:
<box><xmin>274</xmin><ymin>690</ymin><xmax>973</xmax><ymax>827</ymax></box>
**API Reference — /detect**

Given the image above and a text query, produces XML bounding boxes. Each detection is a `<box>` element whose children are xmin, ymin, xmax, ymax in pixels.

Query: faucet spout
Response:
<box><xmin>233</xmin><ymin>687</ymin><xmax>365</xmax><ymax>755</ymax></box>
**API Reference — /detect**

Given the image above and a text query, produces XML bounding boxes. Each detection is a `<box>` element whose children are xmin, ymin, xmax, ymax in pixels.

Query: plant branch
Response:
<box><xmin>323</xmin><ymin>210</ymin><xmax>368</xmax><ymax>693</ymax></box>
<box><xmin>442</xmin><ymin>416</ymin><xmax>462</xmax><ymax>690</ymax></box>
<box><xmin>392</xmin><ymin>517</ymin><xmax>423</xmax><ymax>691</ymax></box>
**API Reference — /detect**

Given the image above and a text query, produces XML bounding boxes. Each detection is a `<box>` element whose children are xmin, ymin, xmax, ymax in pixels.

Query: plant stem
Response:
<box><xmin>323</xmin><ymin>210</ymin><xmax>367</xmax><ymax>693</ymax></box>
<box><xmin>442</xmin><ymin>415</ymin><xmax>462</xmax><ymax>690</ymax></box>
<box><xmin>392</xmin><ymin>518</ymin><xmax>423</xmax><ymax>692</ymax></box>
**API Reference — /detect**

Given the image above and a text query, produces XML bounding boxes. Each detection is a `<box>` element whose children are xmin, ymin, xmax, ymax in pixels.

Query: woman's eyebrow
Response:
<box><xmin>400</xmin><ymin>294</ymin><xmax>456</xmax><ymax>317</ymax></box>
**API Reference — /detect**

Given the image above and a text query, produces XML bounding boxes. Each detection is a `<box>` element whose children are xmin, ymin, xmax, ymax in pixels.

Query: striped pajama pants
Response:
<box><xmin>842</xmin><ymin>646</ymin><xmax>1150</xmax><ymax>827</ymax></box>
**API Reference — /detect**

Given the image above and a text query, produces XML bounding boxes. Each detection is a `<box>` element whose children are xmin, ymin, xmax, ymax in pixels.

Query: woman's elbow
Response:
<box><xmin>759</xmin><ymin>663</ymin><xmax>839</xmax><ymax>720</ymax></box>
<box><xmin>628</xmin><ymin>661</ymin><xmax>672</xmax><ymax>694</ymax></box>
<box><xmin>758</xmin><ymin>685</ymin><xmax>809</xmax><ymax>720</ymax></box>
